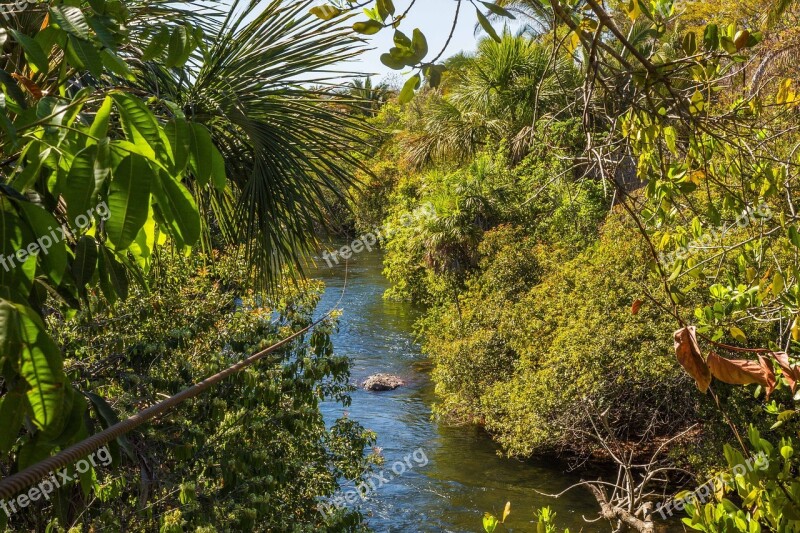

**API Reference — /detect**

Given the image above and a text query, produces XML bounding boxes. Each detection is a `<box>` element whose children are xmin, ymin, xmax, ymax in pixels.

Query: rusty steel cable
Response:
<box><xmin>0</xmin><ymin>300</ymin><xmax>342</xmax><ymax>502</ymax></box>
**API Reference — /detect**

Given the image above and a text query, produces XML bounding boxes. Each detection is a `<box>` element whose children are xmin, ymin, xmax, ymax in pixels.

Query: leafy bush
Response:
<box><xmin>1</xmin><ymin>250</ymin><xmax>375</xmax><ymax>532</ymax></box>
<box><xmin>423</xmin><ymin>215</ymin><xmax>698</xmax><ymax>455</ymax></box>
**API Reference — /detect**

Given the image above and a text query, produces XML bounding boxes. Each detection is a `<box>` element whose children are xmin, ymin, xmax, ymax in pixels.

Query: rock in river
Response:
<box><xmin>362</xmin><ymin>374</ymin><xmax>405</xmax><ymax>391</ymax></box>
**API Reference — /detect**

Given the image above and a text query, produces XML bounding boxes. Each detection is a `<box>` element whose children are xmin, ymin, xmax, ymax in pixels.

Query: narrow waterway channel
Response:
<box><xmin>312</xmin><ymin>247</ymin><xmax>602</xmax><ymax>532</ymax></box>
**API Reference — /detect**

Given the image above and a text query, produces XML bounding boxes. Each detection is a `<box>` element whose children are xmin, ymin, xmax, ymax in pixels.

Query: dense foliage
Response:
<box><xmin>0</xmin><ymin>0</ymin><xmax>374</xmax><ymax>530</ymax></box>
<box><xmin>2</xmin><ymin>0</ymin><xmax>800</xmax><ymax>529</ymax></box>
<box><xmin>320</xmin><ymin>0</ymin><xmax>800</xmax><ymax>528</ymax></box>
<box><xmin>32</xmin><ymin>250</ymin><xmax>373</xmax><ymax>532</ymax></box>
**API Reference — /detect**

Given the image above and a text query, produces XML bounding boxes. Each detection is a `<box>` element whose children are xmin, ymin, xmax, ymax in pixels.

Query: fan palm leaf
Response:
<box><xmin>177</xmin><ymin>0</ymin><xmax>371</xmax><ymax>290</ymax></box>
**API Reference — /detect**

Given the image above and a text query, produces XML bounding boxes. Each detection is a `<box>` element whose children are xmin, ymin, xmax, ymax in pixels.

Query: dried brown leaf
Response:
<box><xmin>759</xmin><ymin>355</ymin><xmax>777</xmax><ymax>398</ymax></box>
<box><xmin>707</xmin><ymin>352</ymin><xmax>776</xmax><ymax>398</ymax></box>
<box><xmin>673</xmin><ymin>326</ymin><xmax>711</xmax><ymax>393</ymax></box>
<box><xmin>11</xmin><ymin>73</ymin><xmax>42</xmax><ymax>99</ymax></box>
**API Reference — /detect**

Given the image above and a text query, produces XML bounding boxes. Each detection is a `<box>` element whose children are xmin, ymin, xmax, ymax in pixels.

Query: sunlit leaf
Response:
<box><xmin>106</xmin><ymin>155</ymin><xmax>152</xmax><ymax>250</ymax></box>
<box><xmin>476</xmin><ymin>9</ymin><xmax>501</xmax><ymax>42</ymax></box>
<box><xmin>481</xmin><ymin>1</ymin><xmax>516</xmax><ymax>19</ymax></box>
<box><xmin>673</xmin><ymin>326</ymin><xmax>710</xmax><ymax>392</ymax></box>
<box><xmin>399</xmin><ymin>74</ymin><xmax>421</xmax><ymax>104</ymax></box>
<box><xmin>16</xmin><ymin>304</ymin><xmax>66</xmax><ymax>433</ymax></box>
<box><xmin>353</xmin><ymin>20</ymin><xmax>383</xmax><ymax>35</ymax></box>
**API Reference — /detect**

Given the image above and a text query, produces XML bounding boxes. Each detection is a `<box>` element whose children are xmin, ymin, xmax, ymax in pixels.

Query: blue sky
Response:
<box><xmin>228</xmin><ymin>1</ymin><xmax>521</xmax><ymax>84</ymax></box>
<box><xmin>348</xmin><ymin>0</ymin><xmax>478</xmax><ymax>80</ymax></box>
<box><xmin>331</xmin><ymin>0</ymin><xmax>518</xmax><ymax>83</ymax></box>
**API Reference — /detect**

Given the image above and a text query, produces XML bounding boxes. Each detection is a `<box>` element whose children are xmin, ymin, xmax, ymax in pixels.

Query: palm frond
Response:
<box><xmin>184</xmin><ymin>0</ymin><xmax>371</xmax><ymax>291</ymax></box>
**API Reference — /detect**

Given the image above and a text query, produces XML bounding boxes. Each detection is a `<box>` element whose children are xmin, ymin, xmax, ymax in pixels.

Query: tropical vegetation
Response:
<box><xmin>2</xmin><ymin>0</ymin><xmax>800</xmax><ymax>530</ymax></box>
<box><xmin>320</xmin><ymin>0</ymin><xmax>800</xmax><ymax>530</ymax></box>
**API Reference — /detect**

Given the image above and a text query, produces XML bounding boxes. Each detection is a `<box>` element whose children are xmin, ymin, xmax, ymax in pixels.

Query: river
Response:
<box><xmin>312</xmin><ymin>247</ymin><xmax>602</xmax><ymax>532</ymax></box>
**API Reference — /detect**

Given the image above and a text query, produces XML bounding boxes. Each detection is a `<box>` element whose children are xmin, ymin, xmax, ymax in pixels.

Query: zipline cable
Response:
<box><xmin>0</xmin><ymin>259</ymin><xmax>350</xmax><ymax>503</ymax></box>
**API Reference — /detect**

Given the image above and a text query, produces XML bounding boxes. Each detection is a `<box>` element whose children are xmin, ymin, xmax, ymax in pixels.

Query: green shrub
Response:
<box><xmin>12</xmin><ymin>250</ymin><xmax>376</xmax><ymax>533</ymax></box>
<box><xmin>425</xmin><ymin>216</ymin><xmax>697</xmax><ymax>455</ymax></box>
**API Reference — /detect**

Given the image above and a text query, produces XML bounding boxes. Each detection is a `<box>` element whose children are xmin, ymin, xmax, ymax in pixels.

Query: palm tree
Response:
<box><xmin>347</xmin><ymin>77</ymin><xmax>394</xmax><ymax>116</ymax></box>
<box><xmin>128</xmin><ymin>0</ymin><xmax>374</xmax><ymax>290</ymax></box>
<box><xmin>0</xmin><ymin>0</ymin><xmax>374</xmax><ymax>484</ymax></box>
<box><xmin>403</xmin><ymin>32</ymin><xmax>579</xmax><ymax>167</ymax></box>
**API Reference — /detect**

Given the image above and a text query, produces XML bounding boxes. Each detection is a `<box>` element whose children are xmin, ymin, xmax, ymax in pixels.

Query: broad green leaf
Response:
<box><xmin>789</xmin><ymin>226</ymin><xmax>800</xmax><ymax>249</ymax></box>
<box><xmin>101</xmin><ymin>49</ymin><xmax>135</xmax><ymax>81</ymax></box>
<box><xmin>412</xmin><ymin>29</ymin><xmax>428</xmax><ymax>60</ymax></box>
<box><xmin>703</xmin><ymin>24</ymin><xmax>719</xmax><ymax>51</ymax></box>
<box><xmin>94</xmin><ymin>137</ymin><xmax>112</xmax><ymax>193</ymax></box>
<box><xmin>399</xmin><ymin>74</ymin><xmax>421</xmax><ymax>104</ymax></box>
<box><xmin>128</xmin><ymin>218</ymin><xmax>154</xmax><ymax>271</ymax></box>
<box><xmin>425</xmin><ymin>64</ymin><xmax>445</xmax><ymax>88</ymax></box>
<box><xmin>377</xmin><ymin>0</ymin><xmax>395</xmax><ymax>19</ymax></box>
<box><xmin>483</xmin><ymin>513</ymin><xmax>499</xmax><ymax>533</ymax></box>
<box><xmin>481</xmin><ymin>1</ymin><xmax>516</xmax><ymax>19</ymax></box>
<box><xmin>16</xmin><ymin>304</ymin><xmax>65</xmax><ymax>433</ymax></box>
<box><xmin>0</xmin><ymin>205</ymin><xmax>34</xmax><ymax>298</ymax></box>
<box><xmin>88</xmin><ymin>96</ymin><xmax>113</xmax><ymax>143</ymax></box>
<box><xmin>165</xmin><ymin>118</ymin><xmax>192</xmax><ymax>174</ymax></box>
<box><xmin>0</xmin><ymin>299</ymin><xmax>17</xmax><ymax>371</ymax></box>
<box><xmin>142</xmin><ymin>27</ymin><xmax>170</xmax><ymax>61</ymax></box>
<box><xmin>719</xmin><ymin>35</ymin><xmax>737</xmax><ymax>54</ymax></box>
<box><xmin>476</xmin><ymin>9</ymin><xmax>501</xmax><ymax>43</ymax></box>
<box><xmin>730</xmin><ymin>326</ymin><xmax>747</xmax><ymax>342</ymax></box>
<box><xmin>353</xmin><ymin>20</ymin><xmax>383</xmax><ymax>35</ymax></box>
<box><xmin>625</xmin><ymin>0</ymin><xmax>642</xmax><ymax>20</ymax></box>
<box><xmin>17</xmin><ymin>438</ymin><xmax>57</xmax><ymax>470</ymax></box>
<box><xmin>9</xmin><ymin>141</ymin><xmax>51</xmax><ymax>192</ymax></box>
<box><xmin>61</xmin><ymin>146</ymin><xmax>98</xmax><ymax>225</ymax></box>
<box><xmin>682</xmin><ymin>31</ymin><xmax>697</xmax><ymax>55</ymax></box>
<box><xmin>98</xmin><ymin>245</ymin><xmax>128</xmax><ymax>301</ymax></box>
<box><xmin>49</xmin><ymin>5</ymin><xmax>91</xmax><ymax>39</ymax></box>
<box><xmin>106</xmin><ymin>155</ymin><xmax>152</xmax><ymax>250</ymax></box>
<box><xmin>88</xmin><ymin>15</ymin><xmax>117</xmax><ymax>48</ymax></box>
<box><xmin>210</xmin><ymin>144</ymin><xmax>226</xmax><ymax>191</ymax></box>
<box><xmin>9</xmin><ymin>30</ymin><xmax>49</xmax><ymax>74</ymax></box>
<box><xmin>110</xmin><ymin>92</ymin><xmax>162</xmax><ymax>159</ymax></box>
<box><xmin>773</xmin><ymin>272</ymin><xmax>785</xmax><ymax>295</ymax></box>
<box><xmin>72</xmin><ymin>236</ymin><xmax>98</xmax><ymax>292</ymax></box>
<box><xmin>381</xmin><ymin>53</ymin><xmax>406</xmax><ymax>70</ymax></box>
<box><xmin>66</xmin><ymin>35</ymin><xmax>103</xmax><ymax>77</ymax></box>
<box><xmin>60</xmin><ymin>88</ymin><xmax>93</xmax><ymax>129</ymax></box>
<box><xmin>17</xmin><ymin>201</ymin><xmax>68</xmax><ymax>286</ymax></box>
<box><xmin>152</xmin><ymin>171</ymin><xmax>201</xmax><ymax>247</ymax></box>
<box><xmin>187</xmin><ymin>123</ymin><xmax>214</xmax><ymax>186</ymax></box>
<box><xmin>166</xmin><ymin>25</ymin><xmax>192</xmax><ymax>68</ymax></box>
<box><xmin>394</xmin><ymin>29</ymin><xmax>412</xmax><ymax>49</ymax></box>
<box><xmin>54</xmin><ymin>389</ymin><xmax>87</xmax><ymax>444</ymax></box>
<box><xmin>664</xmin><ymin>126</ymin><xmax>677</xmax><ymax>155</ymax></box>
<box><xmin>85</xmin><ymin>391</ymin><xmax>136</xmax><ymax>461</ymax></box>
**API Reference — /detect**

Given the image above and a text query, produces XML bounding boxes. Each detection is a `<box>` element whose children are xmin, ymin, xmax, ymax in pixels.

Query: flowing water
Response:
<box><xmin>312</xmin><ymin>248</ymin><xmax>603</xmax><ymax>532</ymax></box>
